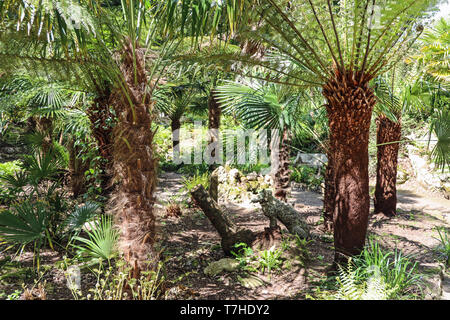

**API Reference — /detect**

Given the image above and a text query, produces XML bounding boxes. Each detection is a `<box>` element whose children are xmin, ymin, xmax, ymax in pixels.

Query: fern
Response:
<box><xmin>335</xmin><ymin>262</ymin><xmax>363</xmax><ymax>300</ymax></box>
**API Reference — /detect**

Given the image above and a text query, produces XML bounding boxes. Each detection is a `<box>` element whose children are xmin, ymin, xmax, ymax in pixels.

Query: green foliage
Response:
<box><xmin>258</xmin><ymin>246</ymin><xmax>284</xmax><ymax>275</ymax></box>
<box><xmin>231</xmin><ymin>242</ymin><xmax>258</xmax><ymax>272</ymax></box>
<box><xmin>0</xmin><ymin>200</ymin><xmax>56</xmax><ymax>269</ymax></box>
<box><xmin>428</xmin><ymin>109</ymin><xmax>450</xmax><ymax>171</ymax></box>
<box><xmin>416</xmin><ymin>18</ymin><xmax>450</xmax><ymax>83</ymax></box>
<box><xmin>181</xmin><ymin>170</ymin><xmax>210</xmax><ymax>192</ymax></box>
<box><xmin>21</xmin><ymin>150</ymin><xmax>64</xmax><ymax>185</ymax></box>
<box><xmin>64</xmin><ymin>202</ymin><xmax>101</xmax><ymax>233</ymax></box>
<box><xmin>72</xmin><ymin>215</ymin><xmax>119</xmax><ymax>264</ymax></box>
<box><xmin>290</xmin><ymin>165</ymin><xmax>323</xmax><ymax>189</ymax></box>
<box><xmin>0</xmin><ymin>161</ymin><xmax>25</xmax><ymax>203</ymax></box>
<box><xmin>335</xmin><ymin>261</ymin><xmax>392</xmax><ymax>300</ymax></box>
<box><xmin>434</xmin><ymin>227</ymin><xmax>450</xmax><ymax>265</ymax></box>
<box><xmin>231</xmin><ymin>242</ymin><xmax>285</xmax><ymax>276</ymax></box>
<box><xmin>335</xmin><ymin>240</ymin><xmax>421</xmax><ymax>300</ymax></box>
<box><xmin>68</xmin><ymin>259</ymin><xmax>165</xmax><ymax>300</ymax></box>
<box><xmin>0</xmin><ymin>160</ymin><xmax>22</xmax><ymax>177</ymax></box>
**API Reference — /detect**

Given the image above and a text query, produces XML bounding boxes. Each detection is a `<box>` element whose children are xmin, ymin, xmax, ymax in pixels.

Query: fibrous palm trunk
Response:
<box><xmin>374</xmin><ymin>114</ymin><xmax>402</xmax><ymax>217</ymax></box>
<box><xmin>67</xmin><ymin>139</ymin><xmax>89</xmax><ymax>198</ymax></box>
<box><xmin>208</xmin><ymin>90</ymin><xmax>221</xmax><ymax>200</ymax></box>
<box><xmin>323</xmin><ymin>70</ymin><xmax>376</xmax><ymax>263</ymax></box>
<box><xmin>323</xmin><ymin>148</ymin><xmax>334</xmax><ymax>232</ymax></box>
<box><xmin>208</xmin><ymin>90</ymin><xmax>221</xmax><ymax>148</ymax></box>
<box><xmin>109</xmin><ymin>40</ymin><xmax>158</xmax><ymax>277</ymax></box>
<box><xmin>273</xmin><ymin>129</ymin><xmax>291</xmax><ymax>202</ymax></box>
<box><xmin>171</xmin><ymin>116</ymin><xmax>181</xmax><ymax>151</ymax></box>
<box><xmin>87</xmin><ymin>94</ymin><xmax>115</xmax><ymax>193</ymax></box>
<box><xmin>35</xmin><ymin>116</ymin><xmax>53</xmax><ymax>155</ymax></box>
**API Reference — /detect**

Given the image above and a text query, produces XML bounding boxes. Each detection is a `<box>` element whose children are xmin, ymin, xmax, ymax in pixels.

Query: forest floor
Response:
<box><xmin>0</xmin><ymin>169</ymin><xmax>449</xmax><ymax>300</ymax></box>
<box><xmin>156</xmin><ymin>171</ymin><xmax>450</xmax><ymax>300</ymax></box>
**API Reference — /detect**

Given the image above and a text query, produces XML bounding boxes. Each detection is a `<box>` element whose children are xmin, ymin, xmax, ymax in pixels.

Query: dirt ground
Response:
<box><xmin>156</xmin><ymin>171</ymin><xmax>450</xmax><ymax>300</ymax></box>
<box><xmin>0</xmin><ymin>170</ymin><xmax>448</xmax><ymax>300</ymax></box>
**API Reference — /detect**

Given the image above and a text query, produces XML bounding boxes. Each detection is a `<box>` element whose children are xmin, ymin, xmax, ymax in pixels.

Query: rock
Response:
<box><xmin>293</xmin><ymin>152</ymin><xmax>327</xmax><ymax>168</ymax></box>
<box><xmin>264</xmin><ymin>175</ymin><xmax>272</xmax><ymax>185</ymax></box>
<box><xmin>217</xmin><ymin>166</ymin><xmax>227</xmax><ymax>184</ymax></box>
<box><xmin>204</xmin><ymin>258</ymin><xmax>240</xmax><ymax>276</ymax></box>
<box><xmin>228</xmin><ymin>168</ymin><xmax>240</xmax><ymax>184</ymax></box>
<box><xmin>247</xmin><ymin>172</ymin><xmax>258</xmax><ymax>181</ymax></box>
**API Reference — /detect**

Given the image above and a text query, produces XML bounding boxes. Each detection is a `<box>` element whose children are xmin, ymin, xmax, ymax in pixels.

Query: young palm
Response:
<box><xmin>216</xmin><ymin>80</ymin><xmax>310</xmax><ymax>201</ymax></box>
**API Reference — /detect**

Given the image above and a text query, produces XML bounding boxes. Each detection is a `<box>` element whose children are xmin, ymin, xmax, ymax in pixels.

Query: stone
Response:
<box><xmin>246</xmin><ymin>172</ymin><xmax>258</xmax><ymax>181</ymax></box>
<box><xmin>228</xmin><ymin>168</ymin><xmax>240</xmax><ymax>184</ymax></box>
<box><xmin>203</xmin><ymin>258</ymin><xmax>240</xmax><ymax>276</ymax></box>
<box><xmin>293</xmin><ymin>152</ymin><xmax>327</xmax><ymax>168</ymax></box>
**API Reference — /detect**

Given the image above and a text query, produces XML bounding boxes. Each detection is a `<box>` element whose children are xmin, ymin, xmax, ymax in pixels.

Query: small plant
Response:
<box><xmin>165</xmin><ymin>202</ymin><xmax>182</xmax><ymax>218</ymax></box>
<box><xmin>258</xmin><ymin>246</ymin><xmax>284</xmax><ymax>276</ymax></box>
<box><xmin>335</xmin><ymin>260</ymin><xmax>391</xmax><ymax>300</ymax></box>
<box><xmin>181</xmin><ymin>170</ymin><xmax>210</xmax><ymax>192</ymax></box>
<box><xmin>0</xmin><ymin>200</ymin><xmax>56</xmax><ymax>270</ymax></box>
<box><xmin>72</xmin><ymin>215</ymin><xmax>119</xmax><ymax>264</ymax></box>
<box><xmin>231</xmin><ymin>242</ymin><xmax>285</xmax><ymax>276</ymax></box>
<box><xmin>68</xmin><ymin>260</ymin><xmax>165</xmax><ymax>300</ymax></box>
<box><xmin>290</xmin><ymin>165</ymin><xmax>323</xmax><ymax>190</ymax></box>
<box><xmin>334</xmin><ymin>240</ymin><xmax>421</xmax><ymax>300</ymax></box>
<box><xmin>434</xmin><ymin>227</ymin><xmax>450</xmax><ymax>265</ymax></box>
<box><xmin>231</xmin><ymin>242</ymin><xmax>258</xmax><ymax>272</ymax></box>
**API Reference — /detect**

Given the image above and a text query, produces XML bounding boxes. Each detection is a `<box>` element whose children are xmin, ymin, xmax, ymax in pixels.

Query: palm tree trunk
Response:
<box><xmin>208</xmin><ymin>90</ymin><xmax>221</xmax><ymax>147</ymax></box>
<box><xmin>208</xmin><ymin>90</ymin><xmax>221</xmax><ymax>200</ymax></box>
<box><xmin>109</xmin><ymin>40</ymin><xmax>158</xmax><ymax>277</ymax></box>
<box><xmin>273</xmin><ymin>129</ymin><xmax>291</xmax><ymax>202</ymax></box>
<box><xmin>171</xmin><ymin>116</ymin><xmax>181</xmax><ymax>150</ymax></box>
<box><xmin>35</xmin><ymin>116</ymin><xmax>53</xmax><ymax>155</ymax></box>
<box><xmin>87</xmin><ymin>94</ymin><xmax>115</xmax><ymax>193</ymax></box>
<box><xmin>323</xmin><ymin>70</ymin><xmax>376</xmax><ymax>263</ymax></box>
<box><xmin>374</xmin><ymin>114</ymin><xmax>401</xmax><ymax>217</ymax></box>
<box><xmin>323</xmin><ymin>149</ymin><xmax>334</xmax><ymax>232</ymax></box>
<box><xmin>67</xmin><ymin>138</ymin><xmax>88</xmax><ymax>198</ymax></box>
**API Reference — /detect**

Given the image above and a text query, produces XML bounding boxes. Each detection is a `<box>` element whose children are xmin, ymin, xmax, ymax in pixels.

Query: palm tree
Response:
<box><xmin>0</xmin><ymin>0</ymin><xmax>180</xmax><ymax>275</ymax></box>
<box><xmin>216</xmin><ymin>80</ymin><xmax>310</xmax><ymax>201</ymax></box>
<box><xmin>415</xmin><ymin>18</ymin><xmax>450</xmax><ymax>83</ymax></box>
<box><xmin>171</xmin><ymin>0</ymin><xmax>441</xmax><ymax>262</ymax></box>
<box><xmin>373</xmin><ymin>17</ymin><xmax>450</xmax><ymax>217</ymax></box>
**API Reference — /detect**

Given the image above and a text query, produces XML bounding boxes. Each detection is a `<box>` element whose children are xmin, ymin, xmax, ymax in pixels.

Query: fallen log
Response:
<box><xmin>251</xmin><ymin>189</ymin><xmax>310</xmax><ymax>239</ymax></box>
<box><xmin>190</xmin><ymin>185</ymin><xmax>310</xmax><ymax>255</ymax></box>
<box><xmin>190</xmin><ymin>185</ymin><xmax>255</xmax><ymax>254</ymax></box>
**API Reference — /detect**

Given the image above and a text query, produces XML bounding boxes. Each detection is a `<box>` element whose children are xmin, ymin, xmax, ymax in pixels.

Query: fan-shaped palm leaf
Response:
<box><xmin>72</xmin><ymin>215</ymin><xmax>119</xmax><ymax>263</ymax></box>
<box><xmin>64</xmin><ymin>201</ymin><xmax>101</xmax><ymax>232</ymax></box>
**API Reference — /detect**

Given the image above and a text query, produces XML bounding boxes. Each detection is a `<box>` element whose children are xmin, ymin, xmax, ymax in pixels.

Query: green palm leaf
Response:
<box><xmin>73</xmin><ymin>215</ymin><xmax>119</xmax><ymax>262</ymax></box>
<box><xmin>0</xmin><ymin>201</ymin><xmax>48</xmax><ymax>244</ymax></box>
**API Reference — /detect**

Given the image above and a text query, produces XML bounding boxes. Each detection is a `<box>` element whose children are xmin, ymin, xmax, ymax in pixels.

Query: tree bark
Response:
<box><xmin>322</xmin><ymin>70</ymin><xmax>376</xmax><ymax>264</ymax></box>
<box><xmin>208</xmin><ymin>89</ymin><xmax>221</xmax><ymax>185</ymax></box>
<box><xmin>208</xmin><ymin>90</ymin><xmax>221</xmax><ymax>134</ymax></box>
<box><xmin>190</xmin><ymin>185</ymin><xmax>255</xmax><ymax>255</ymax></box>
<box><xmin>323</xmin><ymin>148</ymin><xmax>334</xmax><ymax>232</ymax></box>
<box><xmin>273</xmin><ymin>129</ymin><xmax>291</xmax><ymax>202</ymax></box>
<box><xmin>35</xmin><ymin>116</ymin><xmax>53</xmax><ymax>155</ymax></box>
<box><xmin>109</xmin><ymin>40</ymin><xmax>158</xmax><ymax>276</ymax></box>
<box><xmin>171</xmin><ymin>116</ymin><xmax>181</xmax><ymax>151</ymax></box>
<box><xmin>87</xmin><ymin>94</ymin><xmax>115</xmax><ymax>193</ymax></box>
<box><xmin>374</xmin><ymin>114</ymin><xmax>402</xmax><ymax>217</ymax></box>
<box><xmin>67</xmin><ymin>138</ymin><xmax>89</xmax><ymax>198</ymax></box>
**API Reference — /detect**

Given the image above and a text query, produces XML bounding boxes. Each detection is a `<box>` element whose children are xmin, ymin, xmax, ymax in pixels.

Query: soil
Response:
<box><xmin>0</xmin><ymin>169</ymin><xmax>449</xmax><ymax>300</ymax></box>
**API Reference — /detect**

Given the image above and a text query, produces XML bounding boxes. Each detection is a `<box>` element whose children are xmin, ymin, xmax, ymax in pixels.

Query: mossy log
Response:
<box><xmin>251</xmin><ymin>190</ymin><xmax>310</xmax><ymax>239</ymax></box>
<box><xmin>190</xmin><ymin>185</ymin><xmax>309</xmax><ymax>255</ymax></box>
<box><xmin>190</xmin><ymin>185</ymin><xmax>255</xmax><ymax>255</ymax></box>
